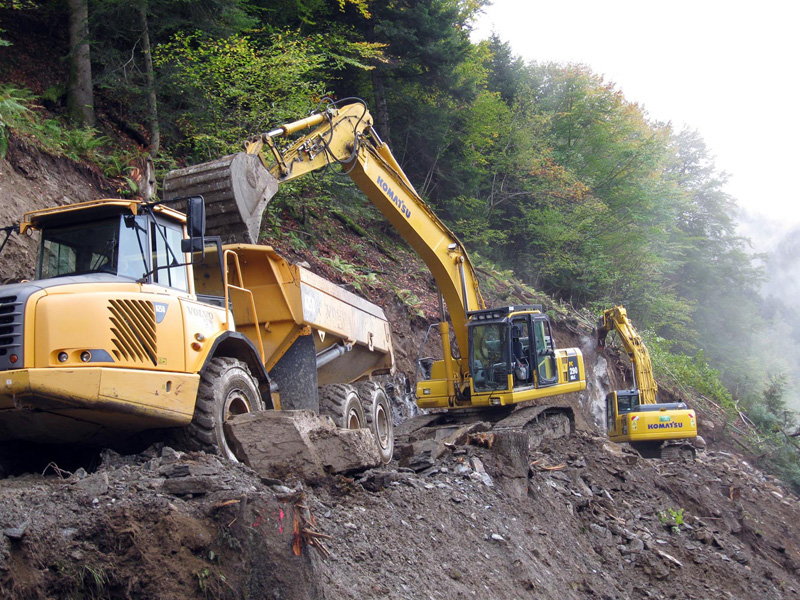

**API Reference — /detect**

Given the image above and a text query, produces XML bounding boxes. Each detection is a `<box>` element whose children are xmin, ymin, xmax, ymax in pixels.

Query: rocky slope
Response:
<box><xmin>1</xmin><ymin>135</ymin><xmax>800</xmax><ymax>600</ymax></box>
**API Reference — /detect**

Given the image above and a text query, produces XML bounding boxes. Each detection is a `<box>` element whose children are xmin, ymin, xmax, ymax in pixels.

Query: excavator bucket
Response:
<box><xmin>163</xmin><ymin>152</ymin><xmax>279</xmax><ymax>244</ymax></box>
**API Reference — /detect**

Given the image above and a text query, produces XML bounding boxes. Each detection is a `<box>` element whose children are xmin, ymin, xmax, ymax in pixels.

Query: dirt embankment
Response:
<box><xmin>2</xmin><ymin>429</ymin><xmax>799</xmax><ymax>599</ymax></box>
<box><xmin>0</xmin><ymin>134</ymin><xmax>111</xmax><ymax>281</ymax></box>
<box><xmin>2</xmin><ymin>133</ymin><xmax>800</xmax><ymax>600</ymax></box>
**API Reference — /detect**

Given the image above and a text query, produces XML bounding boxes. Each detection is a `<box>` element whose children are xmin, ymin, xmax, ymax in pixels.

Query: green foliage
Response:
<box><xmin>318</xmin><ymin>254</ymin><xmax>378</xmax><ymax>292</ymax></box>
<box><xmin>0</xmin><ymin>85</ymin><xmax>112</xmax><ymax>163</ymax></box>
<box><xmin>154</xmin><ymin>28</ymin><xmax>378</xmax><ymax>159</ymax></box>
<box><xmin>0</xmin><ymin>85</ymin><xmax>34</xmax><ymax>157</ymax></box>
<box><xmin>80</xmin><ymin>564</ymin><xmax>109</xmax><ymax>599</ymax></box>
<box><xmin>658</xmin><ymin>507</ymin><xmax>685</xmax><ymax>534</ymax></box>
<box><xmin>644</xmin><ymin>332</ymin><xmax>734</xmax><ymax>410</ymax></box>
<box><xmin>395</xmin><ymin>288</ymin><xmax>425</xmax><ymax>319</ymax></box>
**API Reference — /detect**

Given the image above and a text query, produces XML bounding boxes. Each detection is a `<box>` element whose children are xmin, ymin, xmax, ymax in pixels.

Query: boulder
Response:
<box><xmin>225</xmin><ymin>410</ymin><xmax>381</xmax><ymax>481</ymax></box>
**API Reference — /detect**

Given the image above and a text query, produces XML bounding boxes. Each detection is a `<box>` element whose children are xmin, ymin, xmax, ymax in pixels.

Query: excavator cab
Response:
<box><xmin>605</xmin><ymin>390</ymin><xmax>640</xmax><ymax>437</ymax></box>
<box><xmin>468</xmin><ymin>308</ymin><xmax>562</xmax><ymax>395</ymax></box>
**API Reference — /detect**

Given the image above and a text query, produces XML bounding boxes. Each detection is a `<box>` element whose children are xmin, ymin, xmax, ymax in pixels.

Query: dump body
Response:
<box><xmin>0</xmin><ymin>199</ymin><xmax>393</xmax><ymax>446</ymax></box>
<box><xmin>211</xmin><ymin>244</ymin><xmax>393</xmax><ymax>411</ymax></box>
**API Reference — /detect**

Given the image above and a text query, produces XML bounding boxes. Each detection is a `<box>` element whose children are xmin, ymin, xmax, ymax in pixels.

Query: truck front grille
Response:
<box><xmin>108</xmin><ymin>299</ymin><xmax>157</xmax><ymax>365</ymax></box>
<box><xmin>0</xmin><ymin>295</ymin><xmax>23</xmax><ymax>369</ymax></box>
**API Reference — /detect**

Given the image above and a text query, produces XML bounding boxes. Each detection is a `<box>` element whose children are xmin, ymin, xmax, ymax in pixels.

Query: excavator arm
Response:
<box><xmin>164</xmin><ymin>99</ymin><xmax>586</xmax><ymax>410</ymax></box>
<box><xmin>597</xmin><ymin>305</ymin><xmax>657</xmax><ymax>405</ymax></box>
<box><xmin>248</xmin><ymin>101</ymin><xmax>485</xmax><ymax>355</ymax></box>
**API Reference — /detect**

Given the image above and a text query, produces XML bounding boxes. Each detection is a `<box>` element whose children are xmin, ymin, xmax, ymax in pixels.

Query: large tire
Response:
<box><xmin>183</xmin><ymin>357</ymin><xmax>264</xmax><ymax>461</ymax></box>
<box><xmin>318</xmin><ymin>384</ymin><xmax>365</xmax><ymax>430</ymax></box>
<box><xmin>355</xmin><ymin>382</ymin><xmax>394</xmax><ymax>464</ymax></box>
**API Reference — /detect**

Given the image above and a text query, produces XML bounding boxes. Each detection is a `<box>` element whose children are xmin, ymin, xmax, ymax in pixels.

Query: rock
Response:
<box><xmin>397</xmin><ymin>438</ymin><xmax>446</xmax><ymax>472</ymax></box>
<box><xmin>160</xmin><ymin>446</ymin><xmax>183</xmax><ymax>463</ymax></box>
<box><xmin>620</xmin><ymin>538</ymin><xmax>644</xmax><ymax>555</ymax></box>
<box><xmin>357</xmin><ymin>469</ymin><xmax>410</xmax><ymax>492</ymax></box>
<box><xmin>74</xmin><ymin>472</ymin><xmax>109</xmax><ymax>498</ymax></box>
<box><xmin>226</xmin><ymin>410</ymin><xmax>381</xmax><ymax>481</ymax></box>
<box><xmin>490</xmin><ymin>533</ymin><xmax>507</xmax><ymax>543</ymax></box>
<box><xmin>161</xmin><ymin>476</ymin><xmax>228</xmax><ymax>496</ymax></box>
<box><xmin>4</xmin><ymin>519</ymin><xmax>29</xmax><ymax>540</ymax></box>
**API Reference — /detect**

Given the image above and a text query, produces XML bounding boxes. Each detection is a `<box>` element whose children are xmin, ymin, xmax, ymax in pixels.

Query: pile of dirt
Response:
<box><xmin>1</xmin><ymin>428</ymin><xmax>799</xmax><ymax>599</ymax></box>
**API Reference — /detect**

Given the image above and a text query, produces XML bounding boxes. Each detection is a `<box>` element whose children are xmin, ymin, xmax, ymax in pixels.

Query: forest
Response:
<box><xmin>2</xmin><ymin>0</ymin><xmax>800</xmax><ymax>487</ymax></box>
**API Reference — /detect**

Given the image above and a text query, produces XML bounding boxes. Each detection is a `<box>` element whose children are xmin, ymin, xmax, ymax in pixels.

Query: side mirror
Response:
<box><xmin>181</xmin><ymin>196</ymin><xmax>206</xmax><ymax>253</ymax></box>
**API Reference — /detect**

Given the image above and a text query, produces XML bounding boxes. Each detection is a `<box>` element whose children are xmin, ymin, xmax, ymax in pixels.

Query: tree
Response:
<box><xmin>66</xmin><ymin>0</ymin><xmax>95</xmax><ymax>126</ymax></box>
<box><xmin>137</xmin><ymin>0</ymin><xmax>158</xmax><ymax>156</ymax></box>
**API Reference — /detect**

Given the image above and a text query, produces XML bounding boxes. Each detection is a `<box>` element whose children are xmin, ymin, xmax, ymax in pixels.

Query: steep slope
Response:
<box><xmin>1</xmin><ymin>134</ymin><xmax>800</xmax><ymax>600</ymax></box>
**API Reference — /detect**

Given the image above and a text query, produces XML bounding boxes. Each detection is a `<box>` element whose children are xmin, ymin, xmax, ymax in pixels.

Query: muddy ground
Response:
<box><xmin>1</xmin><ymin>133</ymin><xmax>800</xmax><ymax>599</ymax></box>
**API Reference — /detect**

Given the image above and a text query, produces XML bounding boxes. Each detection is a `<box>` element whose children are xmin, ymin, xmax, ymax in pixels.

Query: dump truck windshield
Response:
<box><xmin>37</xmin><ymin>214</ymin><xmax>178</xmax><ymax>286</ymax></box>
<box><xmin>39</xmin><ymin>217</ymin><xmax>125</xmax><ymax>279</ymax></box>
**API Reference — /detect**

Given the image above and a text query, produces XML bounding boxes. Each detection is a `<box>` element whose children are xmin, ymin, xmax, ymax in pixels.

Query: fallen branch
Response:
<box><xmin>289</xmin><ymin>494</ymin><xmax>331</xmax><ymax>559</ymax></box>
<box><xmin>533</xmin><ymin>462</ymin><xmax>566</xmax><ymax>471</ymax></box>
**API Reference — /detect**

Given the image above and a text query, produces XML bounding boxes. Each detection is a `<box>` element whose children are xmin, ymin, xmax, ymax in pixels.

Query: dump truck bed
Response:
<box><xmin>206</xmin><ymin>244</ymin><xmax>393</xmax><ymax>388</ymax></box>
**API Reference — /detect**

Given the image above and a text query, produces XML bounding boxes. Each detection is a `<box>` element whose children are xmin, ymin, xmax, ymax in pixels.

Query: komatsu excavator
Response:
<box><xmin>164</xmin><ymin>99</ymin><xmax>587</xmax><ymax>422</ymax></box>
<box><xmin>597</xmin><ymin>305</ymin><xmax>700</xmax><ymax>458</ymax></box>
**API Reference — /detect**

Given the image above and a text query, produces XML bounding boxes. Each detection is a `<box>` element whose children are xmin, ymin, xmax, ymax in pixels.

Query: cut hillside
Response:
<box><xmin>1</xmin><ymin>126</ymin><xmax>800</xmax><ymax>600</ymax></box>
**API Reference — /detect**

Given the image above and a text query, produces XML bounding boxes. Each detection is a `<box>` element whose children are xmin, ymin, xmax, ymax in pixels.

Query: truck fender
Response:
<box><xmin>200</xmin><ymin>332</ymin><xmax>274</xmax><ymax>409</ymax></box>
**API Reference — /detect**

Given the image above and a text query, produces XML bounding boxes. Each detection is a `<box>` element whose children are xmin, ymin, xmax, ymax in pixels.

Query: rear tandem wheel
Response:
<box><xmin>355</xmin><ymin>381</ymin><xmax>395</xmax><ymax>464</ymax></box>
<box><xmin>319</xmin><ymin>384</ymin><xmax>366</xmax><ymax>430</ymax></box>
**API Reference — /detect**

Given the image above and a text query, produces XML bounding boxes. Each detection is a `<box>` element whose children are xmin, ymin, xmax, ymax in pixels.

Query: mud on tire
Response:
<box><xmin>319</xmin><ymin>384</ymin><xmax>365</xmax><ymax>430</ymax></box>
<box><xmin>355</xmin><ymin>381</ymin><xmax>394</xmax><ymax>464</ymax></box>
<box><xmin>178</xmin><ymin>357</ymin><xmax>264</xmax><ymax>461</ymax></box>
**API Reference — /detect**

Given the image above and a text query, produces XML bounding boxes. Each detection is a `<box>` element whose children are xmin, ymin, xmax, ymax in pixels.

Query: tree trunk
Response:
<box><xmin>66</xmin><ymin>0</ymin><xmax>95</xmax><ymax>127</ymax></box>
<box><xmin>371</xmin><ymin>69</ymin><xmax>391</xmax><ymax>145</ymax></box>
<box><xmin>138</xmin><ymin>0</ymin><xmax>160</xmax><ymax>157</ymax></box>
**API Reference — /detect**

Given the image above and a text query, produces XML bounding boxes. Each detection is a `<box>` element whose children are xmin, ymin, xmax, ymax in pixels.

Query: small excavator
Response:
<box><xmin>597</xmin><ymin>305</ymin><xmax>700</xmax><ymax>458</ymax></box>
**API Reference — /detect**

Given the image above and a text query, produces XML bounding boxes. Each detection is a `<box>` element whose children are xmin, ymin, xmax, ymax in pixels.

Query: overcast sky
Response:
<box><xmin>472</xmin><ymin>0</ymin><xmax>800</xmax><ymax>252</ymax></box>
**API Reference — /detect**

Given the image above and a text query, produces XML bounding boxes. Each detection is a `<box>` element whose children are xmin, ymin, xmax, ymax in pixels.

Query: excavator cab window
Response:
<box><xmin>532</xmin><ymin>317</ymin><xmax>557</xmax><ymax>387</ymax></box>
<box><xmin>470</xmin><ymin>322</ymin><xmax>509</xmax><ymax>392</ymax></box>
<box><xmin>510</xmin><ymin>320</ymin><xmax>532</xmax><ymax>386</ymax></box>
<box><xmin>616</xmin><ymin>391</ymin><xmax>640</xmax><ymax>414</ymax></box>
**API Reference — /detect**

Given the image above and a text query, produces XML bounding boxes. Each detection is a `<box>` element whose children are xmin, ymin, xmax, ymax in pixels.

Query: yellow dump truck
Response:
<box><xmin>0</xmin><ymin>196</ymin><xmax>395</xmax><ymax>463</ymax></box>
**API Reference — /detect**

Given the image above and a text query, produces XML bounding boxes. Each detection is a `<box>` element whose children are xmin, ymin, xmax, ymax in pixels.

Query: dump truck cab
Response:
<box><xmin>0</xmin><ymin>199</ymin><xmax>220</xmax><ymax>445</ymax></box>
<box><xmin>32</xmin><ymin>200</ymin><xmax>189</xmax><ymax>287</ymax></box>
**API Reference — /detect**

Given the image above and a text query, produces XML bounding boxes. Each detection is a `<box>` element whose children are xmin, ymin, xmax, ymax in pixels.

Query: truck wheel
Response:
<box><xmin>319</xmin><ymin>384</ymin><xmax>365</xmax><ymax>430</ymax></box>
<box><xmin>186</xmin><ymin>357</ymin><xmax>264</xmax><ymax>461</ymax></box>
<box><xmin>356</xmin><ymin>382</ymin><xmax>394</xmax><ymax>464</ymax></box>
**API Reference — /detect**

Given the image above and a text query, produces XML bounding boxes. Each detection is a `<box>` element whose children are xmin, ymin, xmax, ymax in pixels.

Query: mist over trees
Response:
<box><xmin>2</xmin><ymin>0</ymin><xmax>798</xmax><ymax>480</ymax></box>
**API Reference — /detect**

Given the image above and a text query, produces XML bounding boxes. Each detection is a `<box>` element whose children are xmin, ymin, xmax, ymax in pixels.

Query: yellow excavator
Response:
<box><xmin>597</xmin><ymin>305</ymin><xmax>700</xmax><ymax>458</ymax></box>
<box><xmin>164</xmin><ymin>99</ymin><xmax>586</xmax><ymax>418</ymax></box>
